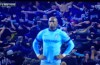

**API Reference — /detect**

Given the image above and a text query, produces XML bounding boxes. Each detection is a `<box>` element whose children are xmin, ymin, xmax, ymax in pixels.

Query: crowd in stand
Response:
<box><xmin>0</xmin><ymin>1</ymin><xmax>100</xmax><ymax>65</ymax></box>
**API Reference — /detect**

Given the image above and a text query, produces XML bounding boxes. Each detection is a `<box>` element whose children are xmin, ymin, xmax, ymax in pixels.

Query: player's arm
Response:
<box><xmin>32</xmin><ymin>31</ymin><xmax>43</xmax><ymax>57</ymax></box>
<box><xmin>32</xmin><ymin>30</ymin><xmax>46</xmax><ymax>60</ymax></box>
<box><xmin>55</xmin><ymin>31</ymin><xmax>74</xmax><ymax>59</ymax></box>
<box><xmin>61</xmin><ymin>31</ymin><xmax>75</xmax><ymax>58</ymax></box>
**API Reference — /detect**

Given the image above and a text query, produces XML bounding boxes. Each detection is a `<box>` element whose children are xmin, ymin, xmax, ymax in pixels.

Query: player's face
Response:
<box><xmin>48</xmin><ymin>19</ymin><xmax>58</xmax><ymax>28</ymax></box>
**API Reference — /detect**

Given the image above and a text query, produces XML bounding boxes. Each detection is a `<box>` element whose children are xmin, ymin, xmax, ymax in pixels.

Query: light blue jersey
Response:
<box><xmin>33</xmin><ymin>28</ymin><xmax>74</xmax><ymax>65</ymax></box>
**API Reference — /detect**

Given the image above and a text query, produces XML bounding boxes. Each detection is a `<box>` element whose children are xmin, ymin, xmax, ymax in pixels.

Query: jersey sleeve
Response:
<box><xmin>60</xmin><ymin>31</ymin><xmax>75</xmax><ymax>56</ymax></box>
<box><xmin>32</xmin><ymin>30</ymin><xmax>43</xmax><ymax>57</ymax></box>
<box><xmin>61</xmin><ymin>31</ymin><xmax>70</xmax><ymax>43</ymax></box>
<box><xmin>36</xmin><ymin>30</ymin><xmax>43</xmax><ymax>42</ymax></box>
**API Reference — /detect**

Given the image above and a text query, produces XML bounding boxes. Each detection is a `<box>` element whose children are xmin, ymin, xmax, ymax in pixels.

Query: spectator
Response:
<box><xmin>95</xmin><ymin>49</ymin><xmax>100</xmax><ymax>65</ymax></box>
<box><xmin>0</xmin><ymin>52</ymin><xmax>12</xmax><ymax>65</ymax></box>
<box><xmin>81</xmin><ymin>46</ymin><xmax>96</xmax><ymax>65</ymax></box>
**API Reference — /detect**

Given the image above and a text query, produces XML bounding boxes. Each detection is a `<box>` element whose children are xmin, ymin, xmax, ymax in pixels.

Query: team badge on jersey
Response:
<box><xmin>55</xmin><ymin>34</ymin><xmax>59</xmax><ymax>38</ymax></box>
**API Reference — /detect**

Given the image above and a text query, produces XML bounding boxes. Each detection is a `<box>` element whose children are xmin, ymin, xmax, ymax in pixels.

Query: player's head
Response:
<box><xmin>48</xmin><ymin>16</ymin><xmax>58</xmax><ymax>30</ymax></box>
